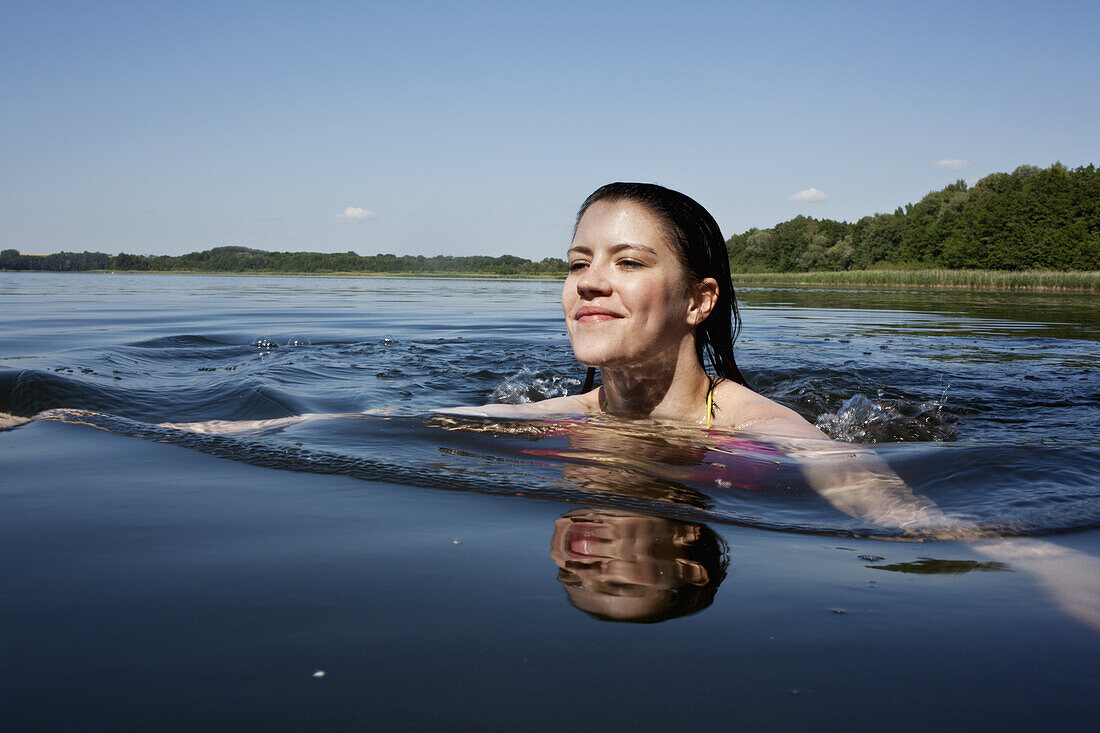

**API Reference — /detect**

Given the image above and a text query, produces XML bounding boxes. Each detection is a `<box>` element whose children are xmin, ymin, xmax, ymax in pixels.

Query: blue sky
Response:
<box><xmin>2</xmin><ymin>0</ymin><xmax>1097</xmax><ymax>259</ymax></box>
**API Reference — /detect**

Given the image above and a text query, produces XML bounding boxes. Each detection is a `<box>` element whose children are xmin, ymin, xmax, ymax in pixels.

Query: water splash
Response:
<box><xmin>815</xmin><ymin>393</ymin><xmax>958</xmax><ymax>443</ymax></box>
<box><xmin>489</xmin><ymin>367</ymin><xmax>580</xmax><ymax>404</ymax></box>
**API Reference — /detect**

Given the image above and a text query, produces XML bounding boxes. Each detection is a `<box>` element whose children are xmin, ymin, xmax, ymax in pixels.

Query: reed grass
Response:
<box><xmin>729</xmin><ymin>269</ymin><xmax>1100</xmax><ymax>291</ymax></box>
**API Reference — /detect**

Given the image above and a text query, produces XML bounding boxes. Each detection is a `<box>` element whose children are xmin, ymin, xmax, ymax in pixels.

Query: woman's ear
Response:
<box><xmin>687</xmin><ymin>277</ymin><xmax>719</xmax><ymax>326</ymax></box>
<box><xmin>676</xmin><ymin>558</ymin><xmax>711</xmax><ymax>586</ymax></box>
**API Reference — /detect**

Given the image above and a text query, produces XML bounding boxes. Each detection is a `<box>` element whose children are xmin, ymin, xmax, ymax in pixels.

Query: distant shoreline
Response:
<box><xmin>98</xmin><ymin>269</ymin><xmax>562</xmax><ymax>280</ymax></box>
<box><xmin>6</xmin><ymin>268</ymin><xmax>1097</xmax><ymax>291</ymax></box>
<box><xmin>728</xmin><ymin>268</ymin><xmax>1100</xmax><ymax>292</ymax></box>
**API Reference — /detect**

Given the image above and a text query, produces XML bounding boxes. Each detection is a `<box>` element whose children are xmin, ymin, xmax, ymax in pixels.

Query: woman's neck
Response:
<box><xmin>597</xmin><ymin>342</ymin><xmax>712</xmax><ymax>423</ymax></box>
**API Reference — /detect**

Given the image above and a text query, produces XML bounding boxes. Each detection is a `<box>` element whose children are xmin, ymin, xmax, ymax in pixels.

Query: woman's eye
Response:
<box><xmin>617</xmin><ymin>259</ymin><xmax>644</xmax><ymax>269</ymax></box>
<box><xmin>568</xmin><ymin>261</ymin><xmax>589</xmax><ymax>272</ymax></box>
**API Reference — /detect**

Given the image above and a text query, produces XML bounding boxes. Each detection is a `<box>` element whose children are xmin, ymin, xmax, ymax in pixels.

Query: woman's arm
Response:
<box><xmin>787</xmin><ymin>439</ymin><xmax>960</xmax><ymax>536</ymax></box>
<box><xmin>972</xmin><ymin>538</ymin><xmax>1100</xmax><ymax>631</ymax></box>
<box><xmin>437</xmin><ymin>392</ymin><xmax>595</xmax><ymax>419</ymax></box>
<box><xmin>779</xmin><ymin>436</ymin><xmax>1099</xmax><ymax>631</ymax></box>
<box><xmin>157</xmin><ymin>412</ymin><xmax>362</xmax><ymax>435</ymax></box>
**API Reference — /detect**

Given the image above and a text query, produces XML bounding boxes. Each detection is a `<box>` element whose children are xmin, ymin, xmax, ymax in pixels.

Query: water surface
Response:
<box><xmin>1</xmin><ymin>273</ymin><xmax>1097</xmax><ymax>729</ymax></box>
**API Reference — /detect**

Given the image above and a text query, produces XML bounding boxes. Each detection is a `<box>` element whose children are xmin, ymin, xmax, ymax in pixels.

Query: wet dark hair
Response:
<box><xmin>574</xmin><ymin>182</ymin><xmax>748</xmax><ymax>386</ymax></box>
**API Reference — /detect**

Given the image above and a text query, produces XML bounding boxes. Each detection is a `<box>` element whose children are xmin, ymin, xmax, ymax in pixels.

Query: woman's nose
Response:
<box><xmin>576</xmin><ymin>262</ymin><xmax>612</xmax><ymax>297</ymax></box>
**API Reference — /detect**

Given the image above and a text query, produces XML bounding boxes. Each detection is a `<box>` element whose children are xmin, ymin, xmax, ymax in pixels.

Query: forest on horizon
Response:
<box><xmin>727</xmin><ymin>163</ymin><xmax>1097</xmax><ymax>272</ymax></box>
<box><xmin>4</xmin><ymin>163</ymin><xmax>1097</xmax><ymax>275</ymax></box>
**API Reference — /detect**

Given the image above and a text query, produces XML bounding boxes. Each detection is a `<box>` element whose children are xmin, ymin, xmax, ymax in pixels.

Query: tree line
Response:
<box><xmin>0</xmin><ymin>247</ymin><xmax>569</xmax><ymax>276</ymax></box>
<box><xmin>726</xmin><ymin>163</ymin><xmax>1098</xmax><ymax>272</ymax></box>
<box><xmin>3</xmin><ymin>163</ymin><xmax>1097</xmax><ymax>275</ymax></box>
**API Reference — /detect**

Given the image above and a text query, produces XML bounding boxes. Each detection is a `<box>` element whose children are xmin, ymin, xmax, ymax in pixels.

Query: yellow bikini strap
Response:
<box><xmin>705</xmin><ymin>382</ymin><xmax>714</xmax><ymax>429</ymax></box>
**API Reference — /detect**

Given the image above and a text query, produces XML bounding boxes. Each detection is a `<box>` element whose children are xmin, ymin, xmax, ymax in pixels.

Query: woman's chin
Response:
<box><xmin>573</xmin><ymin>340</ymin><xmax>650</xmax><ymax>367</ymax></box>
<box><xmin>572</xmin><ymin>351</ymin><xmax>615</xmax><ymax>368</ymax></box>
<box><xmin>570</xmin><ymin>336</ymin><xmax>626</xmax><ymax>366</ymax></box>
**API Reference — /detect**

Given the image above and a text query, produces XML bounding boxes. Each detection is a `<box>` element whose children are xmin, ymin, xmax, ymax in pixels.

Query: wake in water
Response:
<box><xmin>21</xmin><ymin>395</ymin><xmax>1095</xmax><ymax>627</ymax></box>
<box><xmin>12</xmin><ymin>404</ymin><xmax>1099</xmax><ymax>540</ymax></box>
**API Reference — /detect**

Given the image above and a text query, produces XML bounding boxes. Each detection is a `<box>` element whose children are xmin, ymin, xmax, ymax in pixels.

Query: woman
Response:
<box><xmin>455</xmin><ymin>182</ymin><xmax>826</xmax><ymax>439</ymax></box>
<box><xmin>448</xmin><ymin>184</ymin><xmax>963</xmax><ymax>536</ymax></box>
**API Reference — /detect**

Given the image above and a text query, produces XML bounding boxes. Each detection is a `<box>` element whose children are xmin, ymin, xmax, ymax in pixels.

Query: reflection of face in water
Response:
<box><xmin>534</xmin><ymin>427</ymin><xmax>729</xmax><ymax>622</ymax></box>
<box><xmin>431</xmin><ymin>418</ymin><xmax>733</xmax><ymax>620</ymax></box>
<box><xmin>550</xmin><ymin>508</ymin><xmax>728</xmax><ymax>623</ymax></box>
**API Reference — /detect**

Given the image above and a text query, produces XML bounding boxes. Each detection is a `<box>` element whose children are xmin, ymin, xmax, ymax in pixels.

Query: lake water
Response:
<box><xmin>1</xmin><ymin>272</ymin><xmax>1098</xmax><ymax>729</ymax></box>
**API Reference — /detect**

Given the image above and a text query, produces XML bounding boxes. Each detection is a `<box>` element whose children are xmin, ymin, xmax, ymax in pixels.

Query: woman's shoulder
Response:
<box><xmin>441</xmin><ymin>391</ymin><xmax>597</xmax><ymax>419</ymax></box>
<box><xmin>711</xmin><ymin>380</ymin><xmax>827</xmax><ymax>439</ymax></box>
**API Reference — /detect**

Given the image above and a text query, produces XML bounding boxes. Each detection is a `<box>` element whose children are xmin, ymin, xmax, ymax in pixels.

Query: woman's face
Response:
<box><xmin>563</xmin><ymin>199</ymin><xmax>702</xmax><ymax>368</ymax></box>
<box><xmin>549</xmin><ymin>509</ymin><xmax>711</xmax><ymax>621</ymax></box>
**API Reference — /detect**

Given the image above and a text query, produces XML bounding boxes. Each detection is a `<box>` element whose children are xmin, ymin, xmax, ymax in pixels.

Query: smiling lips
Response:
<box><xmin>575</xmin><ymin>306</ymin><xmax>622</xmax><ymax>324</ymax></box>
<box><xmin>565</xmin><ymin>522</ymin><xmax>610</xmax><ymax>559</ymax></box>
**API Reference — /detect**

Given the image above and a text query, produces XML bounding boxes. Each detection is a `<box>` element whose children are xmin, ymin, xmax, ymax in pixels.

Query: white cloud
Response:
<box><xmin>787</xmin><ymin>187</ymin><xmax>827</xmax><ymax>203</ymax></box>
<box><xmin>933</xmin><ymin>158</ymin><xmax>971</xmax><ymax>170</ymax></box>
<box><xmin>340</xmin><ymin>206</ymin><xmax>375</xmax><ymax>221</ymax></box>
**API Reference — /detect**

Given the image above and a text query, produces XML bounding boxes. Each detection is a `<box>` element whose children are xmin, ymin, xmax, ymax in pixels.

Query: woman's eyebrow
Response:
<box><xmin>569</xmin><ymin>243</ymin><xmax>658</xmax><ymax>256</ymax></box>
<box><xmin>610</xmin><ymin>242</ymin><xmax>658</xmax><ymax>255</ymax></box>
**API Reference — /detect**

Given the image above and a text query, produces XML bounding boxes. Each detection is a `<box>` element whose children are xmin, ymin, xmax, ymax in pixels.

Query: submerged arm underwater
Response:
<box><xmin>782</xmin><ymin>437</ymin><xmax>1100</xmax><ymax>632</ymax></box>
<box><xmin>786</xmin><ymin>440</ymin><xmax>959</xmax><ymax>537</ymax></box>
